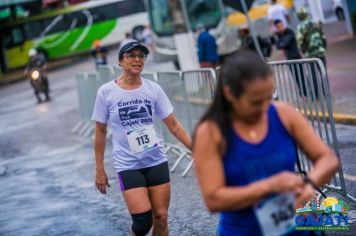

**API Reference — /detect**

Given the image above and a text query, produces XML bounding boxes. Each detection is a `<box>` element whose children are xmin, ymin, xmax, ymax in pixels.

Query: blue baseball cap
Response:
<box><xmin>118</xmin><ymin>40</ymin><xmax>149</xmax><ymax>60</ymax></box>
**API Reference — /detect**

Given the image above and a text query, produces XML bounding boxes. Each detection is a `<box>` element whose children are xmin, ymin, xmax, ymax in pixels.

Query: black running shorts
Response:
<box><xmin>117</xmin><ymin>161</ymin><xmax>170</xmax><ymax>191</ymax></box>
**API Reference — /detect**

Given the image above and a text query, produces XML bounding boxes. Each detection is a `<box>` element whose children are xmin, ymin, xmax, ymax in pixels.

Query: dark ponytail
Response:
<box><xmin>195</xmin><ymin>50</ymin><xmax>272</xmax><ymax>142</ymax></box>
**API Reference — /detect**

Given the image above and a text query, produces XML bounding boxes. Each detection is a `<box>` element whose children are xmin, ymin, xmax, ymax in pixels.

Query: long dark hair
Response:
<box><xmin>195</xmin><ymin>50</ymin><xmax>272</xmax><ymax>143</ymax></box>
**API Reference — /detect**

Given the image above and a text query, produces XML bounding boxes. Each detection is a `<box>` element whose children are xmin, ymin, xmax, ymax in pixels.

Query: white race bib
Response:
<box><xmin>126</xmin><ymin>125</ymin><xmax>159</xmax><ymax>154</ymax></box>
<box><xmin>254</xmin><ymin>193</ymin><xmax>296</xmax><ymax>236</ymax></box>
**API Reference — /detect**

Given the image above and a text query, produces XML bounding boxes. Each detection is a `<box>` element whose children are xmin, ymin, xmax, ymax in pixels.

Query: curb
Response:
<box><xmin>299</xmin><ymin>110</ymin><xmax>356</xmax><ymax>125</ymax></box>
<box><xmin>333</xmin><ymin>113</ymin><xmax>356</xmax><ymax>126</ymax></box>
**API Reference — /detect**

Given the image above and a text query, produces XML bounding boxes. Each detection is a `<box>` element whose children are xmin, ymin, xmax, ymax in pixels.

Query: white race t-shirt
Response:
<box><xmin>92</xmin><ymin>78</ymin><xmax>173</xmax><ymax>172</ymax></box>
<box><xmin>268</xmin><ymin>4</ymin><xmax>288</xmax><ymax>30</ymax></box>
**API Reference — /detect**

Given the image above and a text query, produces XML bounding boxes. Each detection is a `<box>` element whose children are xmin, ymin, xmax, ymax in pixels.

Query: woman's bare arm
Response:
<box><xmin>163</xmin><ymin>114</ymin><xmax>192</xmax><ymax>150</ymax></box>
<box><xmin>94</xmin><ymin>122</ymin><xmax>110</xmax><ymax>194</ymax></box>
<box><xmin>276</xmin><ymin>103</ymin><xmax>340</xmax><ymax>187</ymax></box>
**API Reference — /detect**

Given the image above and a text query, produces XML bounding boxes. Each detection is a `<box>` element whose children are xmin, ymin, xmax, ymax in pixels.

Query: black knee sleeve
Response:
<box><xmin>131</xmin><ymin>210</ymin><xmax>153</xmax><ymax>236</ymax></box>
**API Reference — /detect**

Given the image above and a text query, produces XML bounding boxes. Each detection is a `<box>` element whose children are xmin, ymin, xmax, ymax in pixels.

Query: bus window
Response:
<box><xmin>43</xmin><ymin>15</ymin><xmax>69</xmax><ymax>35</ymax></box>
<box><xmin>117</xmin><ymin>0</ymin><xmax>145</xmax><ymax>16</ymax></box>
<box><xmin>67</xmin><ymin>11</ymin><xmax>87</xmax><ymax>28</ymax></box>
<box><xmin>185</xmin><ymin>0</ymin><xmax>221</xmax><ymax>30</ymax></box>
<box><xmin>101</xmin><ymin>4</ymin><xmax>118</xmax><ymax>20</ymax></box>
<box><xmin>148</xmin><ymin>0</ymin><xmax>174</xmax><ymax>36</ymax></box>
<box><xmin>90</xmin><ymin>0</ymin><xmax>145</xmax><ymax>22</ymax></box>
<box><xmin>90</xmin><ymin>3</ymin><xmax>117</xmax><ymax>22</ymax></box>
<box><xmin>24</xmin><ymin>21</ymin><xmax>43</xmax><ymax>39</ymax></box>
<box><xmin>4</xmin><ymin>27</ymin><xmax>24</xmax><ymax>48</ymax></box>
<box><xmin>90</xmin><ymin>7</ymin><xmax>105</xmax><ymax>23</ymax></box>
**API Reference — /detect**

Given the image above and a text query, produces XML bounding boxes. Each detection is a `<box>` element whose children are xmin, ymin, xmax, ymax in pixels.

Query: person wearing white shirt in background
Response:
<box><xmin>268</xmin><ymin>0</ymin><xmax>290</xmax><ymax>32</ymax></box>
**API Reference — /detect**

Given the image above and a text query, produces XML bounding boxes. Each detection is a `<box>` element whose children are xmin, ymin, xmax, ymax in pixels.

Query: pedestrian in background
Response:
<box><xmin>274</xmin><ymin>19</ymin><xmax>308</xmax><ymax>97</ymax></box>
<box><xmin>239</xmin><ymin>26</ymin><xmax>272</xmax><ymax>59</ymax></box>
<box><xmin>196</xmin><ymin>23</ymin><xmax>219</xmax><ymax>68</ymax></box>
<box><xmin>274</xmin><ymin>19</ymin><xmax>301</xmax><ymax>61</ymax></box>
<box><xmin>193</xmin><ymin>50</ymin><xmax>339</xmax><ymax>236</ymax></box>
<box><xmin>268</xmin><ymin>0</ymin><xmax>289</xmax><ymax>32</ymax></box>
<box><xmin>296</xmin><ymin>7</ymin><xmax>327</xmax><ymax>68</ymax></box>
<box><xmin>91</xmin><ymin>40</ymin><xmax>108</xmax><ymax>69</ymax></box>
<box><xmin>92</xmin><ymin>40</ymin><xmax>191</xmax><ymax>236</ymax></box>
<box><xmin>296</xmin><ymin>7</ymin><xmax>328</xmax><ymax>99</ymax></box>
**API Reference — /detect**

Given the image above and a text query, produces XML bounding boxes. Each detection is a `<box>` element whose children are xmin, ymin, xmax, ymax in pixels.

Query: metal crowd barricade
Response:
<box><xmin>182</xmin><ymin>69</ymin><xmax>216</xmax><ymax>132</ymax></box>
<box><xmin>178</xmin><ymin>69</ymin><xmax>217</xmax><ymax>176</ymax></box>
<box><xmin>141</xmin><ymin>72</ymin><xmax>156</xmax><ymax>82</ymax></box>
<box><xmin>113</xmin><ymin>66</ymin><xmax>123</xmax><ymax>77</ymax></box>
<box><xmin>269</xmin><ymin>58</ymin><xmax>355</xmax><ymax>203</ymax></box>
<box><xmin>73</xmin><ymin>71</ymin><xmax>113</xmax><ymax>139</ymax></box>
<box><xmin>73</xmin><ymin>73</ymin><xmax>98</xmax><ymax>137</ymax></box>
<box><xmin>97</xmin><ymin>65</ymin><xmax>114</xmax><ymax>83</ymax></box>
<box><xmin>155</xmin><ymin>71</ymin><xmax>192</xmax><ymax>175</ymax></box>
<box><xmin>156</xmin><ymin>71</ymin><xmax>186</xmax><ymax>144</ymax></box>
<box><xmin>74</xmin><ymin>61</ymin><xmax>354</xmax><ymax>199</ymax></box>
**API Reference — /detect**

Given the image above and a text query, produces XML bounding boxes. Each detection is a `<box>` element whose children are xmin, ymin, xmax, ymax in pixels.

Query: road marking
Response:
<box><xmin>344</xmin><ymin>173</ymin><xmax>356</xmax><ymax>182</ymax></box>
<box><xmin>336</xmin><ymin>173</ymin><xmax>356</xmax><ymax>182</ymax></box>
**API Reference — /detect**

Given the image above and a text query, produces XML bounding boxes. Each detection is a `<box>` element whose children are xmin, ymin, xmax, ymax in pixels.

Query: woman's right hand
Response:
<box><xmin>267</xmin><ymin>171</ymin><xmax>304</xmax><ymax>194</ymax></box>
<box><xmin>95</xmin><ymin>168</ymin><xmax>110</xmax><ymax>194</ymax></box>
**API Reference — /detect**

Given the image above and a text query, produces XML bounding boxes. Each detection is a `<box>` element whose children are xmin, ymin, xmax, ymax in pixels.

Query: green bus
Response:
<box><xmin>0</xmin><ymin>0</ymin><xmax>148</xmax><ymax>73</ymax></box>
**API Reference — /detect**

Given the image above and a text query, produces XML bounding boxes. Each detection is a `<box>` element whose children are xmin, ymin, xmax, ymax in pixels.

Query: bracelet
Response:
<box><xmin>298</xmin><ymin>172</ymin><xmax>327</xmax><ymax>198</ymax></box>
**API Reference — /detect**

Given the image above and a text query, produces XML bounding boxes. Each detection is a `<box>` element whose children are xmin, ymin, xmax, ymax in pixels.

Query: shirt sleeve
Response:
<box><xmin>155</xmin><ymin>85</ymin><xmax>174</xmax><ymax>120</ymax></box>
<box><xmin>91</xmin><ymin>87</ymin><xmax>109</xmax><ymax>124</ymax></box>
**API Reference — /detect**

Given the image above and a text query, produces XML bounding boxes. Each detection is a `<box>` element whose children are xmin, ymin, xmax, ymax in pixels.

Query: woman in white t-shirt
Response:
<box><xmin>92</xmin><ymin>40</ymin><xmax>192</xmax><ymax>236</ymax></box>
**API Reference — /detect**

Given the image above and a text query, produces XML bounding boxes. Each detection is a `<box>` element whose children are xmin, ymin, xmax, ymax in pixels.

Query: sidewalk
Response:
<box><xmin>271</xmin><ymin>20</ymin><xmax>356</xmax><ymax>122</ymax></box>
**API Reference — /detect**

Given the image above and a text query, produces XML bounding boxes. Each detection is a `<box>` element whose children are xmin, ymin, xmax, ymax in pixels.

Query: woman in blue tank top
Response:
<box><xmin>193</xmin><ymin>51</ymin><xmax>339</xmax><ymax>236</ymax></box>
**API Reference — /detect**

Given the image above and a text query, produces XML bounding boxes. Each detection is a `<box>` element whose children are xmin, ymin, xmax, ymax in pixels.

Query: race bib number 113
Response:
<box><xmin>126</xmin><ymin>125</ymin><xmax>159</xmax><ymax>154</ymax></box>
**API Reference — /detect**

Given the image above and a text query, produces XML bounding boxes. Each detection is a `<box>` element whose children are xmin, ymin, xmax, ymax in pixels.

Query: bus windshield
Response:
<box><xmin>148</xmin><ymin>0</ymin><xmax>222</xmax><ymax>36</ymax></box>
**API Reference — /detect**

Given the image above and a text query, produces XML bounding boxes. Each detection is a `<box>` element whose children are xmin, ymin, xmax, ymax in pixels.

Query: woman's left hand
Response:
<box><xmin>295</xmin><ymin>183</ymin><xmax>316</xmax><ymax>209</ymax></box>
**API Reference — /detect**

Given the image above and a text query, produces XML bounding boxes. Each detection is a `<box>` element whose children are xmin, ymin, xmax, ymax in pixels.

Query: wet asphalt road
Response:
<box><xmin>0</xmin><ymin>53</ymin><xmax>355</xmax><ymax>235</ymax></box>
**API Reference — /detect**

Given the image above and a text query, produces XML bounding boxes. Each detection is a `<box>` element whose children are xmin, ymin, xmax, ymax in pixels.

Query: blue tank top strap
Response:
<box><xmin>268</xmin><ymin>103</ymin><xmax>293</xmax><ymax>140</ymax></box>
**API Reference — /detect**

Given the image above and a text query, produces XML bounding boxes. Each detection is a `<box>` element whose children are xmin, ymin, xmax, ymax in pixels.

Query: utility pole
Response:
<box><xmin>222</xmin><ymin>0</ymin><xmax>262</xmax><ymax>57</ymax></box>
<box><xmin>167</xmin><ymin>0</ymin><xmax>199</xmax><ymax>70</ymax></box>
<box><xmin>240</xmin><ymin>0</ymin><xmax>263</xmax><ymax>58</ymax></box>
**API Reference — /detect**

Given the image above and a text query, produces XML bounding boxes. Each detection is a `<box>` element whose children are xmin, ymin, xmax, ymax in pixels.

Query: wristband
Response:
<box><xmin>302</xmin><ymin>174</ymin><xmax>327</xmax><ymax>199</ymax></box>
